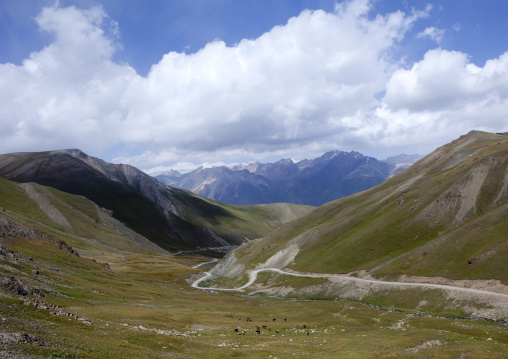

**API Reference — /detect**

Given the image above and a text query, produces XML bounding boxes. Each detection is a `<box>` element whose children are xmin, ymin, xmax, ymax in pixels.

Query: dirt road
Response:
<box><xmin>192</xmin><ymin>267</ymin><xmax>508</xmax><ymax>298</ymax></box>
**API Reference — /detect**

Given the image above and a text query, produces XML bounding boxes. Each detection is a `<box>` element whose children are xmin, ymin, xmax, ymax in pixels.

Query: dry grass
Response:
<box><xmin>1</xmin><ymin>235</ymin><xmax>508</xmax><ymax>358</ymax></box>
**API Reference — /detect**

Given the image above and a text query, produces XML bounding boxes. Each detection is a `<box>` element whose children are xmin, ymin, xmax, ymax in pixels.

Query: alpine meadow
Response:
<box><xmin>1</xmin><ymin>0</ymin><xmax>508</xmax><ymax>358</ymax></box>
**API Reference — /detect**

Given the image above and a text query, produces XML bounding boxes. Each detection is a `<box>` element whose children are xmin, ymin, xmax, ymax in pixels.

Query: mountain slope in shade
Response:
<box><xmin>157</xmin><ymin>151</ymin><xmax>399</xmax><ymax>206</ymax></box>
<box><xmin>0</xmin><ymin>149</ymin><xmax>223</xmax><ymax>251</ymax></box>
<box><xmin>214</xmin><ymin>131</ymin><xmax>508</xmax><ymax>286</ymax></box>
<box><xmin>0</xmin><ymin>176</ymin><xmax>167</xmax><ymax>255</ymax></box>
<box><xmin>0</xmin><ymin>150</ymin><xmax>313</xmax><ymax>252</ymax></box>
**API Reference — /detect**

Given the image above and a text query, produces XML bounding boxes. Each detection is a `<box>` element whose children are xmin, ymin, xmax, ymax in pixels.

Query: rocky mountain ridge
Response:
<box><xmin>157</xmin><ymin>150</ymin><xmax>421</xmax><ymax>206</ymax></box>
<box><xmin>0</xmin><ymin>149</ymin><xmax>312</xmax><ymax>252</ymax></box>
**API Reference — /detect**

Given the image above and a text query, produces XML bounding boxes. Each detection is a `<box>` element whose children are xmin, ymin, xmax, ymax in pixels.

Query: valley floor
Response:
<box><xmin>2</xmin><ymin>247</ymin><xmax>508</xmax><ymax>358</ymax></box>
<box><xmin>193</xmin><ymin>267</ymin><xmax>508</xmax><ymax>320</ymax></box>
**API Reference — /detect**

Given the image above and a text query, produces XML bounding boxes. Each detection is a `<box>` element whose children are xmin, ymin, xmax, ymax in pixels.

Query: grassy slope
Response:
<box><xmin>231</xmin><ymin>131</ymin><xmax>508</xmax><ymax>284</ymax></box>
<box><xmin>0</xmin><ymin>151</ymin><xmax>194</xmax><ymax>251</ymax></box>
<box><xmin>171</xmin><ymin>187</ymin><xmax>314</xmax><ymax>243</ymax></box>
<box><xmin>0</xmin><ymin>151</ymin><xmax>314</xmax><ymax>251</ymax></box>
<box><xmin>1</xmin><ymin>216</ymin><xmax>507</xmax><ymax>358</ymax></box>
<box><xmin>0</xmin><ymin>177</ymin><xmax>165</xmax><ymax>255</ymax></box>
<box><xmin>0</xmin><ymin>140</ymin><xmax>507</xmax><ymax>357</ymax></box>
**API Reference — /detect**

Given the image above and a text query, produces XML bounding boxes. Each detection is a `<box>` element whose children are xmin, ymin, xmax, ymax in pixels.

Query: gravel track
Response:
<box><xmin>192</xmin><ymin>268</ymin><xmax>508</xmax><ymax>298</ymax></box>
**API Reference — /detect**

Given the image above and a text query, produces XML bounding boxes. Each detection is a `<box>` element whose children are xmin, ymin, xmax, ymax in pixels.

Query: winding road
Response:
<box><xmin>192</xmin><ymin>267</ymin><xmax>508</xmax><ymax>298</ymax></box>
<box><xmin>192</xmin><ymin>258</ymin><xmax>218</xmax><ymax>269</ymax></box>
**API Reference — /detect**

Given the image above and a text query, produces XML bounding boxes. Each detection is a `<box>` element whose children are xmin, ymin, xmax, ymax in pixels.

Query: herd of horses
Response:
<box><xmin>234</xmin><ymin>317</ymin><xmax>310</xmax><ymax>335</ymax></box>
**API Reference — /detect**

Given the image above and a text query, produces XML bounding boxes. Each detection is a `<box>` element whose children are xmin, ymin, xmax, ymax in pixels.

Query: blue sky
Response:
<box><xmin>1</xmin><ymin>0</ymin><xmax>508</xmax><ymax>174</ymax></box>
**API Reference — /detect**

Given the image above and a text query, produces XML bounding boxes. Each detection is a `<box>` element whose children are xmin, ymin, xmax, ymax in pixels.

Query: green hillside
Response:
<box><xmin>0</xmin><ymin>150</ymin><xmax>313</xmax><ymax>252</ymax></box>
<box><xmin>1</xmin><ymin>164</ymin><xmax>508</xmax><ymax>357</ymax></box>
<box><xmin>226</xmin><ymin>131</ymin><xmax>508</xmax><ymax>281</ymax></box>
<box><xmin>0</xmin><ymin>177</ymin><xmax>167</xmax><ymax>255</ymax></box>
<box><xmin>0</xmin><ymin>150</ymin><xmax>196</xmax><ymax>251</ymax></box>
<box><xmin>171</xmin><ymin>187</ymin><xmax>314</xmax><ymax>245</ymax></box>
<box><xmin>0</xmin><ymin>179</ymin><xmax>508</xmax><ymax>359</ymax></box>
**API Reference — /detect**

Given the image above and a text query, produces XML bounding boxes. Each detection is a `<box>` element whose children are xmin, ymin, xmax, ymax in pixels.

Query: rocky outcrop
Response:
<box><xmin>0</xmin><ymin>213</ymin><xmax>79</xmax><ymax>257</ymax></box>
<box><xmin>24</xmin><ymin>298</ymin><xmax>93</xmax><ymax>326</ymax></box>
<box><xmin>0</xmin><ymin>214</ymin><xmax>45</xmax><ymax>240</ymax></box>
<box><xmin>1</xmin><ymin>275</ymin><xmax>45</xmax><ymax>297</ymax></box>
<box><xmin>0</xmin><ymin>332</ymin><xmax>46</xmax><ymax>346</ymax></box>
<box><xmin>0</xmin><ymin>245</ymin><xmax>34</xmax><ymax>265</ymax></box>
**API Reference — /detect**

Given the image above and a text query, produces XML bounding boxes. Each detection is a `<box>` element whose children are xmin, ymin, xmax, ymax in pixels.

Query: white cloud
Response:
<box><xmin>0</xmin><ymin>4</ymin><xmax>136</xmax><ymax>154</ymax></box>
<box><xmin>378</xmin><ymin>49</ymin><xmax>508</xmax><ymax>150</ymax></box>
<box><xmin>1</xmin><ymin>0</ymin><xmax>507</xmax><ymax>175</ymax></box>
<box><xmin>384</xmin><ymin>49</ymin><xmax>508</xmax><ymax>112</ymax></box>
<box><xmin>417</xmin><ymin>26</ymin><xmax>445</xmax><ymax>44</ymax></box>
<box><xmin>115</xmin><ymin>0</ymin><xmax>429</xmax><ymax>168</ymax></box>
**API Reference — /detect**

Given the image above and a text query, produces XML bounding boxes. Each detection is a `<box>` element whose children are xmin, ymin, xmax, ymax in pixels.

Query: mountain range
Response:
<box><xmin>1</xmin><ymin>131</ymin><xmax>507</xmax><ymax>357</ymax></box>
<box><xmin>156</xmin><ymin>151</ymin><xmax>422</xmax><ymax>206</ymax></box>
<box><xmin>211</xmin><ymin>131</ymin><xmax>508</xmax><ymax>291</ymax></box>
<box><xmin>0</xmin><ymin>149</ymin><xmax>312</xmax><ymax>253</ymax></box>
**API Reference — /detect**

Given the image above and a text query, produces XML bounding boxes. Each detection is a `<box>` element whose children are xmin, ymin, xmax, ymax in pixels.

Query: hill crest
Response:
<box><xmin>213</xmin><ymin>131</ymin><xmax>508</xmax><ymax>286</ymax></box>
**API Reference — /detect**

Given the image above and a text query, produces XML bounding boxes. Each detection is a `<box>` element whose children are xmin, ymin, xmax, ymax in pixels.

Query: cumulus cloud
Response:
<box><xmin>384</xmin><ymin>49</ymin><xmax>508</xmax><ymax>112</ymax></box>
<box><xmin>378</xmin><ymin>49</ymin><xmax>508</xmax><ymax>149</ymax></box>
<box><xmin>417</xmin><ymin>26</ymin><xmax>445</xmax><ymax>43</ymax></box>
<box><xmin>0</xmin><ymin>0</ymin><xmax>507</xmax><ymax>174</ymax></box>
<box><xmin>0</xmin><ymin>4</ymin><xmax>136</xmax><ymax>153</ymax></box>
<box><xmin>113</xmin><ymin>0</ymin><xmax>430</xmax><ymax>168</ymax></box>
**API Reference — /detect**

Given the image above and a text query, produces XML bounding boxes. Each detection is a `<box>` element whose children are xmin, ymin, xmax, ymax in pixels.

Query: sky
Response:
<box><xmin>1</xmin><ymin>0</ymin><xmax>508</xmax><ymax>175</ymax></box>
